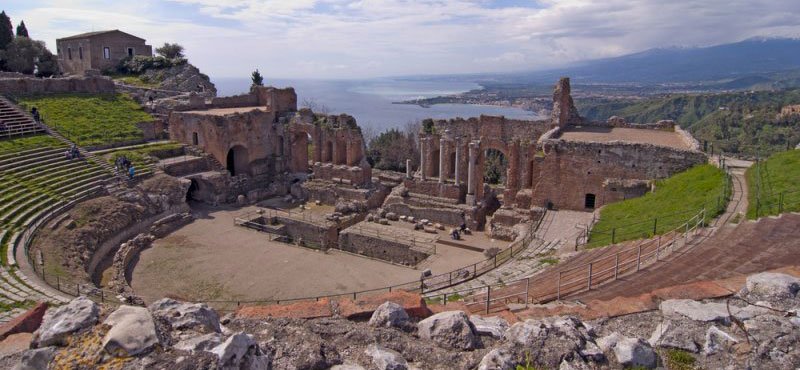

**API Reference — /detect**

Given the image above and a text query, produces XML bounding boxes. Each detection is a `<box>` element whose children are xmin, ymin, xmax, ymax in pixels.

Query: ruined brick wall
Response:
<box><xmin>530</xmin><ymin>140</ymin><xmax>707</xmax><ymax>210</ymax></box>
<box><xmin>402</xmin><ymin>179</ymin><xmax>464</xmax><ymax>201</ymax></box>
<box><xmin>289</xmin><ymin>111</ymin><xmax>371</xmax><ymax>186</ymax></box>
<box><xmin>0</xmin><ymin>76</ymin><xmax>115</xmax><ymax>95</ymax></box>
<box><xmin>338</xmin><ymin>231</ymin><xmax>430</xmax><ymax>266</ymax></box>
<box><xmin>551</xmin><ymin>77</ymin><xmax>583</xmax><ymax>128</ymax></box>
<box><xmin>168</xmin><ymin>109</ymin><xmax>286</xmax><ymax>177</ymax></box>
<box><xmin>277</xmin><ymin>217</ymin><xmax>338</xmax><ymax>249</ymax></box>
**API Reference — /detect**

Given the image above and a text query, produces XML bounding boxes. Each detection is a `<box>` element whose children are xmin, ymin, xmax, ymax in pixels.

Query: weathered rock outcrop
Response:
<box><xmin>33</xmin><ymin>297</ymin><xmax>98</xmax><ymax>347</ymax></box>
<box><xmin>7</xmin><ymin>272</ymin><xmax>800</xmax><ymax>370</ymax></box>
<box><xmin>142</xmin><ymin>63</ymin><xmax>216</xmax><ymax>96</ymax></box>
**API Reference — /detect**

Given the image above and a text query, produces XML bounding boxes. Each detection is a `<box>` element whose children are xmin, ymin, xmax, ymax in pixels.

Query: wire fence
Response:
<box><xmin>750</xmin><ymin>152</ymin><xmax>800</xmax><ymax>218</ymax></box>
<box><xmin>174</xmin><ymin>210</ymin><xmax>548</xmax><ymax>312</ymax></box>
<box><xmin>582</xmin><ymin>172</ymin><xmax>731</xmax><ymax>247</ymax></box>
<box><xmin>426</xmin><ymin>208</ymin><xmax>707</xmax><ymax>314</ymax></box>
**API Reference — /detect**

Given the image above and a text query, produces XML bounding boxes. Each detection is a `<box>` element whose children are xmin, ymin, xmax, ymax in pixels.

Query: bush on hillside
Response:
<box><xmin>115</xmin><ymin>55</ymin><xmax>186</xmax><ymax>75</ymax></box>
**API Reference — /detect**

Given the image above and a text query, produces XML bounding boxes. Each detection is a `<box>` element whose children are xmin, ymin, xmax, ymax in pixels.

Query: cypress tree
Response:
<box><xmin>0</xmin><ymin>11</ymin><xmax>13</xmax><ymax>49</ymax></box>
<box><xmin>16</xmin><ymin>20</ymin><xmax>28</xmax><ymax>38</ymax></box>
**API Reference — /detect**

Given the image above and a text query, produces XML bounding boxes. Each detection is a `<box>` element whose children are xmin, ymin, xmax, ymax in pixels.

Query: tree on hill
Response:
<box><xmin>0</xmin><ymin>11</ymin><xmax>13</xmax><ymax>50</ymax></box>
<box><xmin>15</xmin><ymin>20</ymin><xmax>27</xmax><ymax>38</ymax></box>
<box><xmin>251</xmin><ymin>69</ymin><xmax>264</xmax><ymax>86</ymax></box>
<box><xmin>155</xmin><ymin>43</ymin><xmax>184</xmax><ymax>59</ymax></box>
<box><xmin>0</xmin><ymin>37</ymin><xmax>58</xmax><ymax>76</ymax></box>
<box><xmin>367</xmin><ymin>128</ymin><xmax>417</xmax><ymax>171</ymax></box>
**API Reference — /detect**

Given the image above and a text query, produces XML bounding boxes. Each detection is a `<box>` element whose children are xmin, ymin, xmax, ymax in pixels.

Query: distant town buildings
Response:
<box><xmin>56</xmin><ymin>30</ymin><xmax>152</xmax><ymax>75</ymax></box>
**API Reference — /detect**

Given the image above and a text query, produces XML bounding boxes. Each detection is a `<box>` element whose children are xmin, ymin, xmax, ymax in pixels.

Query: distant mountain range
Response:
<box><xmin>479</xmin><ymin>38</ymin><xmax>800</xmax><ymax>86</ymax></box>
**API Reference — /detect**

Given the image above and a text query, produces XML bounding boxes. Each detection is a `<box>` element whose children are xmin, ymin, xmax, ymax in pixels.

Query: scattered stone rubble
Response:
<box><xmin>2</xmin><ymin>272</ymin><xmax>799</xmax><ymax>369</ymax></box>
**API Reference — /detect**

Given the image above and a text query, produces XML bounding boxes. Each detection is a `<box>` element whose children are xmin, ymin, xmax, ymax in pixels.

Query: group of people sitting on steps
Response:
<box><xmin>65</xmin><ymin>145</ymin><xmax>80</xmax><ymax>160</ymax></box>
<box><xmin>114</xmin><ymin>155</ymin><xmax>136</xmax><ymax>180</ymax></box>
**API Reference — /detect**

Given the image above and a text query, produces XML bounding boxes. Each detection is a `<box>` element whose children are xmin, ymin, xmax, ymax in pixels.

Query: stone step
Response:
<box><xmin>0</xmin><ymin>149</ymin><xmax>69</xmax><ymax>172</ymax></box>
<box><xmin>0</xmin><ymin>164</ymin><xmax>104</xmax><ymax>200</ymax></box>
<box><xmin>0</xmin><ymin>160</ymin><xmax>95</xmax><ymax>193</ymax></box>
<box><xmin>0</xmin><ymin>174</ymin><xmax>106</xmax><ymax>228</ymax></box>
<box><xmin>0</xmin><ymin>145</ymin><xmax>62</xmax><ymax>162</ymax></box>
<box><xmin>0</xmin><ymin>154</ymin><xmax>70</xmax><ymax>176</ymax></box>
<box><xmin>7</xmin><ymin>180</ymin><xmax>107</xmax><ymax>228</ymax></box>
<box><xmin>0</xmin><ymin>146</ymin><xmax>66</xmax><ymax>167</ymax></box>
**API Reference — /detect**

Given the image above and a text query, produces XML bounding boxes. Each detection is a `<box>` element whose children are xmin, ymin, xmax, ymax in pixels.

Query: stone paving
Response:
<box><xmin>424</xmin><ymin>209</ymin><xmax>594</xmax><ymax>299</ymax></box>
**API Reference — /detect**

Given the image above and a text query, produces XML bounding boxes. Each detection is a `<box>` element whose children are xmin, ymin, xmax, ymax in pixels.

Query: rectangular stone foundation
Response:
<box><xmin>337</xmin><ymin>230</ymin><xmax>431</xmax><ymax>266</ymax></box>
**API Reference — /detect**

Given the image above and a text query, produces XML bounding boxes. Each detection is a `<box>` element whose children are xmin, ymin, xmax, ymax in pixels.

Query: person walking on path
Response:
<box><xmin>128</xmin><ymin>165</ymin><xmax>135</xmax><ymax>180</ymax></box>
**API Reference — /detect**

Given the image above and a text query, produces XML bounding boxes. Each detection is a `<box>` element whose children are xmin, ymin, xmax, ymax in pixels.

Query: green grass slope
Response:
<box><xmin>17</xmin><ymin>93</ymin><xmax>152</xmax><ymax>147</ymax></box>
<box><xmin>746</xmin><ymin>149</ymin><xmax>800</xmax><ymax>219</ymax></box>
<box><xmin>588</xmin><ymin>164</ymin><xmax>730</xmax><ymax>248</ymax></box>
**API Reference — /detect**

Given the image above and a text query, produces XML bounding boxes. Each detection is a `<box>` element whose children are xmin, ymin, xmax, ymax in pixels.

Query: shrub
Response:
<box><xmin>116</xmin><ymin>55</ymin><xmax>186</xmax><ymax>74</ymax></box>
<box><xmin>664</xmin><ymin>348</ymin><xmax>696</xmax><ymax>370</ymax></box>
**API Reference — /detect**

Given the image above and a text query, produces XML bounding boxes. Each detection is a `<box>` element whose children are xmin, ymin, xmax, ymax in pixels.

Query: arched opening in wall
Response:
<box><xmin>448</xmin><ymin>151</ymin><xmax>456</xmax><ymax>180</ymax></box>
<box><xmin>226</xmin><ymin>145</ymin><xmax>250</xmax><ymax>176</ymax></box>
<box><xmin>431</xmin><ymin>148</ymin><xmax>440</xmax><ymax>177</ymax></box>
<box><xmin>186</xmin><ymin>179</ymin><xmax>199</xmax><ymax>202</ymax></box>
<box><xmin>323</xmin><ymin>141</ymin><xmax>333</xmax><ymax>162</ymax></box>
<box><xmin>585</xmin><ymin>193</ymin><xmax>596</xmax><ymax>209</ymax></box>
<box><xmin>483</xmin><ymin>148</ymin><xmax>507</xmax><ymax>187</ymax></box>
<box><xmin>192</xmin><ymin>132</ymin><xmax>198</xmax><ymax>146</ymax></box>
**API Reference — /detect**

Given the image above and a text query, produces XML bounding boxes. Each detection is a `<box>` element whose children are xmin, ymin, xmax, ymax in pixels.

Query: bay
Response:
<box><xmin>213</xmin><ymin>77</ymin><xmax>544</xmax><ymax>133</ymax></box>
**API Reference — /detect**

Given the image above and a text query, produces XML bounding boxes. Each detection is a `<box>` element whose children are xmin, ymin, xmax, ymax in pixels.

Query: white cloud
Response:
<box><xmin>10</xmin><ymin>0</ymin><xmax>800</xmax><ymax>79</ymax></box>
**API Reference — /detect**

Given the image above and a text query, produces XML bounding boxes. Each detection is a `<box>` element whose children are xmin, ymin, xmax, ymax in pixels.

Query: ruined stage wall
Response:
<box><xmin>531</xmin><ymin>139</ymin><xmax>707</xmax><ymax>210</ymax></box>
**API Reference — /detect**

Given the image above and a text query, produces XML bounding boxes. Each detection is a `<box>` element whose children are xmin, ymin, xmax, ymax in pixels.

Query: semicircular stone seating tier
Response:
<box><xmin>0</xmin><ymin>105</ymin><xmax>119</xmax><ymax>322</ymax></box>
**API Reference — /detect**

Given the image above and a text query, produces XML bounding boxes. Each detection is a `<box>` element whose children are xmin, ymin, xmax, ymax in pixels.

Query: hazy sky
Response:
<box><xmin>4</xmin><ymin>0</ymin><xmax>800</xmax><ymax>79</ymax></box>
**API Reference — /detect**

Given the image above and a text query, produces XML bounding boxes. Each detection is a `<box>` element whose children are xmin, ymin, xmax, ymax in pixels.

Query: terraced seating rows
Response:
<box><xmin>0</xmin><ymin>95</ymin><xmax>45</xmax><ymax>138</ymax></box>
<box><xmin>0</xmin><ymin>134</ymin><xmax>111</xmax><ymax>320</ymax></box>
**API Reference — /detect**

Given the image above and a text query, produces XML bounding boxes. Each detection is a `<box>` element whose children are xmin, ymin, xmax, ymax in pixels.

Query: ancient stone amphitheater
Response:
<box><xmin>1</xmin><ymin>75</ymin><xmax>799</xmax><ymax>369</ymax></box>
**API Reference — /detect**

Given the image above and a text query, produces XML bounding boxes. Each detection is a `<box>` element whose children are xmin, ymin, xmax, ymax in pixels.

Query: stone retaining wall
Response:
<box><xmin>338</xmin><ymin>230</ymin><xmax>430</xmax><ymax>266</ymax></box>
<box><xmin>0</xmin><ymin>76</ymin><xmax>115</xmax><ymax>95</ymax></box>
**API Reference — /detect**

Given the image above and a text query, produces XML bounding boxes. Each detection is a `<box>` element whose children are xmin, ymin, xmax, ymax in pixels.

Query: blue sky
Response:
<box><xmin>4</xmin><ymin>0</ymin><xmax>800</xmax><ymax>79</ymax></box>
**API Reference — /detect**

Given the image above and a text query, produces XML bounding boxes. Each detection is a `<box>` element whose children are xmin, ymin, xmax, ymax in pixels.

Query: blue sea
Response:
<box><xmin>213</xmin><ymin>77</ymin><xmax>543</xmax><ymax>132</ymax></box>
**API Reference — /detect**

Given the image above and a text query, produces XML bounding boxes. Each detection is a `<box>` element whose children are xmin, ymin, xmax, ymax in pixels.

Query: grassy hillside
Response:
<box><xmin>746</xmin><ymin>150</ymin><xmax>800</xmax><ymax>219</ymax></box>
<box><xmin>579</xmin><ymin>89</ymin><xmax>800</xmax><ymax>157</ymax></box>
<box><xmin>588</xmin><ymin>165</ymin><xmax>729</xmax><ymax>248</ymax></box>
<box><xmin>17</xmin><ymin>93</ymin><xmax>152</xmax><ymax>147</ymax></box>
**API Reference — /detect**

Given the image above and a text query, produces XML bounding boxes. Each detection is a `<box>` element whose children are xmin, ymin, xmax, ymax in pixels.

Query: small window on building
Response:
<box><xmin>79</xmin><ymin>47</ymin><xmax>83</xmax><ymax>60</ymax></box>
<box><xmin>192</xmin><ymin>132</ymin><xmax>199</xmax><ymax>145</ymax></box>
<box><xmin>57</xmin><ymin>48</ymin><xmax>61</xmax><ymax>58</ymax></box>
<box><xmin>103</xmin><ymin>47</ymin><xmax>110</xmax><ymax>59</ymax></box>
<box><xmin>127</xmin><ymin>47</ymin><xmax>134</xmax><ymax>57</ymax></box>
<box><xmin>585</xmin><ymin>193</ymin><xmax>596</xmax><ymax>209</ymax></box>
<box><xmin>68</xmin><ymin>48</ymin><xmax>72</xmax><ymax>60</ymax></box>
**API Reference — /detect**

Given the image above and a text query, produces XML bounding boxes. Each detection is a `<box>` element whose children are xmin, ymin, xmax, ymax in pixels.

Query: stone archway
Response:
<box><xmin>226</xmin><ymin>145</ymin><xmax>250</xmax><ymax>176</ymax></box>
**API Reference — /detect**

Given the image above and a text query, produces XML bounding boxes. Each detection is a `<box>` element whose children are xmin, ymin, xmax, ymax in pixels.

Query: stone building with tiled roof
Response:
<box><xmin>56</xmin><ymin>30</ymin><xmax>152</xmax><ymax>75</ymax></box>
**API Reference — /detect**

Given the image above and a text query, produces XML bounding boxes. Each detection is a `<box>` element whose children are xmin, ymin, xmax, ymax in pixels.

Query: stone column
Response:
<box><xmin>454</xmin><ymin>140</ymin><xmax>461</xmax><ymax>185</ymax></box>
<box><xmin>420</xmin><ymin>137</ymin><xmax>427</xmax><ymax>180</ymax></box>
<box><xmin>467</xmin><ymin>141</ymin><xmax>478</xmax><ymax>195</ymax></box>
<box><xmin>439</xmin><ymin>138</ymin><xmax>446</xmax><ymax>183</ymax></box>
<box><xmin>406</xmin><ymin>159</ymin><xmax>412</xmax><ymax>178</ymax></box>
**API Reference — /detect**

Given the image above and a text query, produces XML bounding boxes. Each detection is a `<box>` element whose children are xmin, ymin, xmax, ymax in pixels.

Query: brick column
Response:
<box><xmin>439</xmin><ymin>139</ymin><xmax>446</xmax><ymax>183</ymax></box>
<box><xmin>420</xmin><ymin>137</ymin><xmax>427</xmax><ymax>180</ymax></box>
<box><xmin>454</xmin><ymin>140</ymin><xmax>461</xmax><ymax>185</ymax></box>
<box><xmin>467</xmin><ymin>141</ymin><xmax>478</xmax><ymax>195</ymax></box>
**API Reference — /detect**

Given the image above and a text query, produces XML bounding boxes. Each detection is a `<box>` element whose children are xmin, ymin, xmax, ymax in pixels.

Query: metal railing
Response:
<box><xmin>426</xmin><ymin>208</ymin><xmax>707</xmax><ymax>314</ymax></box>
<box><xmin>183</xmin><ymin>210</ymin><xmax>548</xmax><ymax>312</ymax></box>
